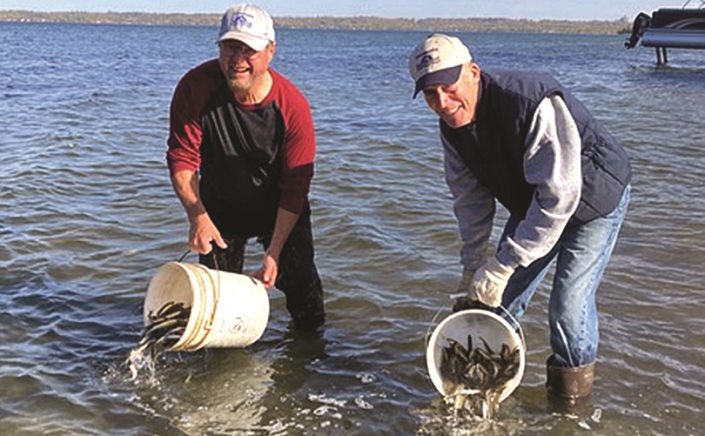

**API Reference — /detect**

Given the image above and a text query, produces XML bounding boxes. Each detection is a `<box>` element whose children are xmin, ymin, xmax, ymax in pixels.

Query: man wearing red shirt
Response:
<box><xmin>167</xmin><ymin>4</ymin><xmax>324</xmax><ymax>329</ymax></box>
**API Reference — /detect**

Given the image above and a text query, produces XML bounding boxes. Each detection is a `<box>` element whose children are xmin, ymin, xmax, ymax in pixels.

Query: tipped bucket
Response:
<box><xmin>426</xmin><ymin>309</ymin><xmax>526</xmax><ymax>402</ymax></box>
<box><xmin>143</xmin><ymin>262</ymin><xmax>269</xmax><ymax>351</ymax></box>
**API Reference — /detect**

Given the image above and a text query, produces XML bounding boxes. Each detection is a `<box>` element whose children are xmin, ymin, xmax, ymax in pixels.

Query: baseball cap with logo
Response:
<box><xmin>218</xmin><ymin>4</ymin><xmax>275</xmax><ymax>51</ymax></box>
<box><xmin>408</xmin><ymin>34</ymin><xmax>472</xmax><ymax>98</ymax></box>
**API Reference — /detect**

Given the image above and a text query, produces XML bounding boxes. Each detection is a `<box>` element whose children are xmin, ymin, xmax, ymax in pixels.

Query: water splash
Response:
<box><xmin>125</xmin><ymin>301</ymin><xmax>191</xmax><ymax>380</ymax></box>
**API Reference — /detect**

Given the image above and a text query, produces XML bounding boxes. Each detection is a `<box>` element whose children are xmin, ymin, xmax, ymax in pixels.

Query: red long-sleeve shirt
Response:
<box><xmin>167</xmin><ymin>59</ymin><xmax>315</xmax><ymax>215</ymax></box>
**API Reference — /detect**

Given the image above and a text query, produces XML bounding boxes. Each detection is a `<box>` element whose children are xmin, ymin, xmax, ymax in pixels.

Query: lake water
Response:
<box><xmin>1</xmin><ymin>21</ymin><xmax>704</xmax><ymax>435</ymax></box>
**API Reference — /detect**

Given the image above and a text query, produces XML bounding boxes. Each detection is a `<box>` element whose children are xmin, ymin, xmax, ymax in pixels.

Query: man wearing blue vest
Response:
<box><xmin>409</xmin><ymin>34</ymin><xmax>631</xmax><ymax>405</ymax></box>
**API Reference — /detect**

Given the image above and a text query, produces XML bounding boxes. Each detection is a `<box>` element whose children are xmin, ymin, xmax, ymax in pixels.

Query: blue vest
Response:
<box><xmin>441</xmin><ymin>70</ymin><xmax>631</xmax><ymax>223</ymax></box>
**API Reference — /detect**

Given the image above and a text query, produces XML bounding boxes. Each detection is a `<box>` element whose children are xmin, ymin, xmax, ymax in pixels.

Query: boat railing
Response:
<box><xmin>682</xmin><ymin>0</ymin><xmax>705</xmax><ymax>9</ymax></box>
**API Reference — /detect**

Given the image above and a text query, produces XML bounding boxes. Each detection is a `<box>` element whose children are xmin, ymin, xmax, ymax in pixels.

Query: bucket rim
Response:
<box><xmin>425</xmin><ymin>308</ymin><xmax>526</xmax><ymax>402</ymax></box>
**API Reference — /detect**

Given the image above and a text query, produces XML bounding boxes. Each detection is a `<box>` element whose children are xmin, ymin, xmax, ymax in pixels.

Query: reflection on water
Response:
<box><xmin>1</xmin><ymin>22</ymin><xmax>704</xmax><ymax>435</ymax></box>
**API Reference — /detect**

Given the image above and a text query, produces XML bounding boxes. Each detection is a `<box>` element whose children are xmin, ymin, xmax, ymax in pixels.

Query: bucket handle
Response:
<box><xmin>496</xmin><ymin>305</ymin><xmax>526</xmax><ymax>350</ymax></box>
<box><xmin>176</xmin><ymin>249</ymin><xmax>221</xmax><ymax>271</ymax></box>
<box><xmin>424</xmin><ymin>304</ymin><xmax>448</xmax><ymax>349</ymax></box>
<box><xmin>176</xmin><ymin>248</ymin><xmax>223</xmax><ymax>299</ymax></box>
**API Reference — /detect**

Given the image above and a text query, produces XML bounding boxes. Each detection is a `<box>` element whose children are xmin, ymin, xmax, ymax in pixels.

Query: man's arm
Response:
<box><xmin>170</xmin><ymin>170</ymin><xmax>226</xmax><ymax>254</ymax></box>
<box><xmin>442</xmin><ymin>133</ymin><xmax>495</xmax><ymax>272</ymax></box>
<box><xmin>252</xmin><ymin>207</ymin><xmax>299</xmax><ymax>287</ymax></box>
<box><xmin>258</xmin><ymin>75</ymin><xmax>316</xmax><ymax>287</ymax></box>
<box><xmin>495</xmin><ymin>94</ymin><xmax>582</xmax><ymax>268</ymax></box>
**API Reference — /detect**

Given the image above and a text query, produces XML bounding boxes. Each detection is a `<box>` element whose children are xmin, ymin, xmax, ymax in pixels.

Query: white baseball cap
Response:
<box><xmin>218</xmin><ymin>4</ymin><xmax>275</xmax><ymax>51</ymax></box>
<box><xmin>408</xmin><ymin>34</ymin><xmax>473</xmax><ymax>98</ymax></box>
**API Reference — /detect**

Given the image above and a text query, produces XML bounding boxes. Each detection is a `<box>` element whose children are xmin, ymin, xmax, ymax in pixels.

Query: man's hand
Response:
<box><xmin>253</xmin><ymin>207</ymin><xmax>298</xmax><ymax>288</ymax></box>
<box><xmin>188</xmin><ymin>214</ymin><xmax>227</xmax><ymax>254</ymax></box>
<box><xmin>470</xmin><ymin>257</ymin><xmax>514</xmax><ymax>308</ymax></box>
<box><xmin>170</xmin><ymin>170</ymin><xmax>226</xmax><ymax>255</ymax></box>
<box><xmin>252</xmin><ymin>251</ymin><xmax>278</xmax><ymax>288</ymax></box>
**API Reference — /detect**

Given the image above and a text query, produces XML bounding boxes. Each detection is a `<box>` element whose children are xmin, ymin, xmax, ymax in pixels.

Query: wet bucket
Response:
<box><xmin>426</xmin><ymin>308</ymin><xmax>526</xmax><ymax>402</ymax></box>
<box><xmin>143</xmin><ymin>262</ymin><xmax>269</xmax><ymax>351</ymax></box>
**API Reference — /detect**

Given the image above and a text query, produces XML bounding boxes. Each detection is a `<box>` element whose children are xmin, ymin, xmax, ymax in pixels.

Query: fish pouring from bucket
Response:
<box><xmin>126</xmin><ymin>301</ymin><xmax>191</xmax><ymax>380</ymax></box>
<box><xmin>439</xmin><ymin>335</ymin><xmax>521</xmax><ymax>419</ymax></box>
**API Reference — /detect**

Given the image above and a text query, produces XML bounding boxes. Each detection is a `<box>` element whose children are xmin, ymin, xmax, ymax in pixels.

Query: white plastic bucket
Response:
<box><xmin>426</xmin><ymin>309</ymin><xmax>526</xmax><ymax>402</ymax></box>
<box><xmin>143</xmin><ymin>262</ymin><xmax>269</xmax><ymax>351</ymax></box>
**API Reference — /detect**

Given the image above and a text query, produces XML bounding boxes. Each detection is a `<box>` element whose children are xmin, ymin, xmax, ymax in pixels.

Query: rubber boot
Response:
<box><xmin>546</xmin><ymin>356</ymin><xmax>595</xmax><ymax>412</ymax></box>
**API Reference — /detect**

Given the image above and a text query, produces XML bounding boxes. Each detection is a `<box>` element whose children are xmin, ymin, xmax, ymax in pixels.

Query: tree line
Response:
<box><xmin>0</xmin><ymin>11</ymin><xmax>632</xmax><ymax>34</ymax></box>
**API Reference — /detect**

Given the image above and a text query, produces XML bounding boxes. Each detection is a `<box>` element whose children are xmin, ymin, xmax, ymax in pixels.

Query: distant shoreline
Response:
<box><xmin>0</xmin><ymin>10</ymin><xmax>632</xmax><ymax>34</ymax></box>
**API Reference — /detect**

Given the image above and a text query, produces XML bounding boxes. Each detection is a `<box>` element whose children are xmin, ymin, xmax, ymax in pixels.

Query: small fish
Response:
<box><xmin>150</xmin><ymin>301</ymin><xmax>187</xmax><ymax>321</ymax></box>
<box><xmin>126</xmin><ymin>301</ymin><xmax>191</xmax><ymax>380</ymax></box>
<box><xmin>439</xmin><ymin>334</ymin><xmax>521</xmax><ymax>419</ymax></box>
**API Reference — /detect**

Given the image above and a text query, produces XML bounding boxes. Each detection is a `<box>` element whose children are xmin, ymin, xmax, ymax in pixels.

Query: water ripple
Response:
<box><xmin>1</xmin><ymin>22</ymin><xmax>704</xmax><ymax>435</ymax></box>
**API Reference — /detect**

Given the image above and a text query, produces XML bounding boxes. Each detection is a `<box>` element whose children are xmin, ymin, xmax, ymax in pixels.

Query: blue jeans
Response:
<box><xmin>500</xmin><ymin>185</ymin><xmax>630</xmax><ymax>368</ymax></box>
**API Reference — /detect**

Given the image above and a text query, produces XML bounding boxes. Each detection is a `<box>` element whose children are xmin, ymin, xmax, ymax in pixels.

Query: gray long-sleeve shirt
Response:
<box><xmin>442</xmin><ymin>94</ymin><xmax>582</xmax><ymax>271</ymax></box>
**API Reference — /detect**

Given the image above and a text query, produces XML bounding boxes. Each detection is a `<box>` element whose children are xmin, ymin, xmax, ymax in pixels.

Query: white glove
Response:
<box><xmin>470</xmin><ymin>257</ymin><xmax>515</xmax><ymax>308</ymax></box>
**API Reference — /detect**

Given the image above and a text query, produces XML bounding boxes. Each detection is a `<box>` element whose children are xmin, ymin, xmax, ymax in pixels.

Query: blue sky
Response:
<box><xmin>0</xmin><ymin>1</ymin><xmax>688</xmax><ymax>21</ymax></box>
